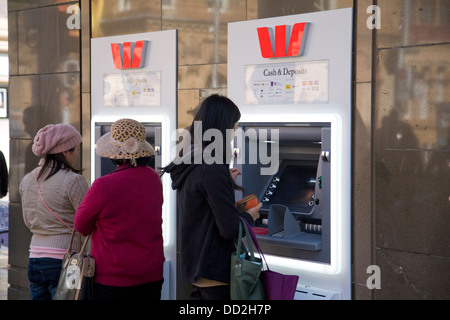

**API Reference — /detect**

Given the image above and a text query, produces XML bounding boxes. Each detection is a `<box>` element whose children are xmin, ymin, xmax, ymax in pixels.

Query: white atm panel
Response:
<box><xmin>91</xmin><ymin>30</ymin><xmax>178</xmax><ymax>300</ymax></box>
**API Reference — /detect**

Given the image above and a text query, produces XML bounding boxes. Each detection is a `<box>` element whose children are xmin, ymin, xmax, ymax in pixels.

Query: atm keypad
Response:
<box><xmin>261</xmin><ymin>176</ymin><xmax>280</xmax><ymax>204</ymax></box>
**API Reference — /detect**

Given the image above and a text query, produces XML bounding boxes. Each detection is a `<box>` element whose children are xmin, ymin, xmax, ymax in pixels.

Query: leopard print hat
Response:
<box><xmin>95</xmin><ymin>118</ymin><xmax>154</xmax><ymax>165</ymax></box>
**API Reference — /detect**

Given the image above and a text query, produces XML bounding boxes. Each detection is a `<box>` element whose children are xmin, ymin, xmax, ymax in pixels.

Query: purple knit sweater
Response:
<box><xmin>75</xmin><ymin>164</ymin><xmax>165</xmax><ymax>286</ymax></box>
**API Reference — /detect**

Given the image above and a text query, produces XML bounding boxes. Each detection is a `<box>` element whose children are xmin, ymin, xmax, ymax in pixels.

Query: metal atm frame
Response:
<box><xmin>228</xmin><ymin>9</ymin><xmax>353</xmax><ymax>299</ymax></box>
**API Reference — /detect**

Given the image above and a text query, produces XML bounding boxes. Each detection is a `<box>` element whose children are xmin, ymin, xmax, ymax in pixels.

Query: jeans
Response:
<box><xmin>28</xmin><ymin>258</ymin><xmax>62</xmax><ymax>300</ymax></box>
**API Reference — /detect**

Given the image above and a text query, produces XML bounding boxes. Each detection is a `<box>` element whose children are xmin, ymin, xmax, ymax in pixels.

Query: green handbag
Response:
<box><xmin>230</xmin><ymin>217</ymin><xmax>265</xmax><ymax>300</ymax></box>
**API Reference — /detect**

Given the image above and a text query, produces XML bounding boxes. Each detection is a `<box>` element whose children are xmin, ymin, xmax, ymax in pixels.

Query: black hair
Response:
<box><xmin>38</xmin><ymin>147</ymin><xmax>81</xmax><ymax>180</ymax></box>
<box><xmin>189</xmin><ymin>94</ymin><xmax>241</xmax><ymax>159</ymax></box>
<box><xmin>190</xmin><ymin>94</ymin><xmax>243</xmax><ymax>191</ymax></box>
<box><xmin>163</xmin><ymin>94</ymin><xmax>244</xmax><ymax>190</ymax></box>
<box><xmin>111</xmin><ymin>156</ymin><xmax>154</xmax><ymax>168</ymax></box>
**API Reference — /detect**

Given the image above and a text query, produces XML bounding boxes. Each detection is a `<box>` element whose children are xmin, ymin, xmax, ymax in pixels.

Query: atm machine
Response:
<box><xmin>228</xmin><ymin>9</ymin><xmax>353</xmax><ymax>299</ymax></box>
<box><xmin>234</xmin><ymin>123</ymin><xmax>331</xmax><ymax>264</ymax></box>
<box><xmin>90</xmin><ymin>30</ymin><xmax>177</xmax><ymax>299</ymax></box>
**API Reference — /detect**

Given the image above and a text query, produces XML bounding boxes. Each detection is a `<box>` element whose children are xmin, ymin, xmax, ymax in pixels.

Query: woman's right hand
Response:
<box><xmin>247</xmin><ymin>202</ymin><xmax>262</xmax><ymax>221</ymax></box>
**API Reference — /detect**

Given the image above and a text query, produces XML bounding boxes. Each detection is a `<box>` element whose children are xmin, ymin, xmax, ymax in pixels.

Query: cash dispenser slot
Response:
<box><xmin>235</xmin><ymin>123</ymin><xmax>331</xmax><ymax>262</ymax></box>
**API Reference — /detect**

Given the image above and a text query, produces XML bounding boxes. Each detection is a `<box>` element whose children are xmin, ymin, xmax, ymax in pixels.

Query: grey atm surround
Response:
<box><xmin>234</xmin><ymin>123</ymin><xmax>331</xmax><ymax>263</ymax></box>
<box><xmin>94</xmin><ymin>122</ymin><xmax>162</xmax><ymax>179</ymax></box>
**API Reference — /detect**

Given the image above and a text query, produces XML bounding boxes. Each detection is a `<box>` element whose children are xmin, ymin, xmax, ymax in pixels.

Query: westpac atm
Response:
<box><xmin>234</xmin><ymin>123</ymin><xmax>331</xmax><ymax>263</ymax></box>
<box><xmin>90</xmin><ymin>30</ymin><xmax>177</xmax><ymax>299</ymax></box>
<box><xmin>228</xmin><ymin>9</ymin><xmax>353</xmax><ymax>299</ymax></box>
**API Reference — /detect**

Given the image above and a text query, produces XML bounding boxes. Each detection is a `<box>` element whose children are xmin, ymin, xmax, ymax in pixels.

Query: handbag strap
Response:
<box><xmin>35</xmin><ymin>171</ymin><xmax>88</xmax><ymax>255</ymax></box>
<box><xmin>241</xmin><ymin>218</ymin><xmax>262</xmax><ymax>253</ymax></box>
<box><xmin>35</xmin><ymin>169</ymin><xmax>73</xmax><ymax>231</ymax></box>
<box><xmin>238</xmin><ymin>217</ymin><xmax>261</xmax><ymax>261</ymax></box>
<box><xmin>240</xmin><ymin>217</ymin><xmax>270</xmax><ymax>271</ymax></box>
<box><xmin>66</xmin><ymin>227</ymin><xmax>91</xmax><ymax>255</ymax></box>
<box><xmin>236</xmin><ymin>220</ymin><xmax>246</xmax><ymax>257</ymax></box>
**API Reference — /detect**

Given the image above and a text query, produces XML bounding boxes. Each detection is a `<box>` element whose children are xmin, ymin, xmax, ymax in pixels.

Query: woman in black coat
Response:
<box><xmin>164</xmin><ymin>94</ymin><xmax>261</xmax><ymax>300</ymax></box>
<box><xmin>0</xmin><ymin>150</ymin><xmax>7</xmax><ymax>199</ymax></box>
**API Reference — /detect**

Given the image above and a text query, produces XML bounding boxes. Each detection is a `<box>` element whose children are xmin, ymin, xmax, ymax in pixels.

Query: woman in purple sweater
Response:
<box><xmin>75</xmin><ymin>118</ymin><xmax>164</xmax><ymax>300</ymax></box>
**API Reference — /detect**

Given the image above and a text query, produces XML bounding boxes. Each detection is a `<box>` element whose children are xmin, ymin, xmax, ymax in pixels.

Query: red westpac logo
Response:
<box><xmin>257</xmin><ymin>22</ymin><xmax>310</xmax><ymax>58</ymax></box>
<box><xmin>111</xmin><ymin>40</ymin><xmax>148</xmax><ymax>69</ymax></box>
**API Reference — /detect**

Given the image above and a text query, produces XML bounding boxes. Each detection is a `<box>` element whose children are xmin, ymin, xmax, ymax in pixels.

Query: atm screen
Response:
<box><xmin>269</xmin><ymin>165</ymin><xmax>317</xmax><ymax>212</ymax></box>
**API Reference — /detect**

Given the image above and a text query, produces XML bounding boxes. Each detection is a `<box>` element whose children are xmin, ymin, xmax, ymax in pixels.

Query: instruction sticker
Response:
<box><xmin>244</xmin><ymin>60</ymin><xmax>329</xmax><ymax>105</ymax></box>
<box><xmin>103</xmin><ymin>71</ymin><xmax>161</xmax><ymax>107</ymax></box>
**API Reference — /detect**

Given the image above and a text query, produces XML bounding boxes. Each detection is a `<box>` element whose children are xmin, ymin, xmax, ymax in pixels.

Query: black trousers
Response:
<box><xmin>191</xmin><ymin>285</ymin><xmax>230</xmax><ymax>300</ymax></box>
<box><xmin>94</xmin><ymin>279</ymin><xmax>164</xmax><ymax>300</ymax></box>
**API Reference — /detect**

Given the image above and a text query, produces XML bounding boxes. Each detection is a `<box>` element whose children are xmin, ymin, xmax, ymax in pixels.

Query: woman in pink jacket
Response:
<box><xmin>20</xmin><ymin>124</ymin><xmax>88</xmax><ymax>300</ymax></box>
<box><xmin>75</xmin><ymin>118</ymin><xmax>164</xmax><ymax>300</ymax></box>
